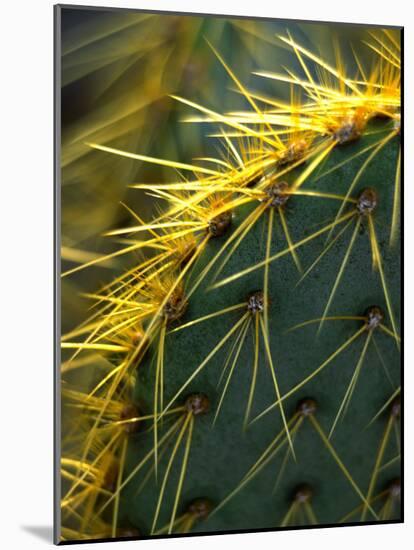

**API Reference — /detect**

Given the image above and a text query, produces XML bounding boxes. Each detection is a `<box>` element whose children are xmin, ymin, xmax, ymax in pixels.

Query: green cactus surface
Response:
<box><xmin>119</xmin><ymin>119</ymin><xmax>401</xmax><ymax>535</ymax></box>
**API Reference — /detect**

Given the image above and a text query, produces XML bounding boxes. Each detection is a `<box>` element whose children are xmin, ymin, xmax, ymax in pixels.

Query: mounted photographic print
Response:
<box><xmin>54</xmin><ymin>4</ymin><xmax>403</xmax><ymax>544</ymax></box>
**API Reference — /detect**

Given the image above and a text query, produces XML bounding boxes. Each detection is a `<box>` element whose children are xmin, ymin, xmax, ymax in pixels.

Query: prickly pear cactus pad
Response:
<box><xmin>57</xmin><ymin>6</ymin><xmax>402</xmax><ymax>544</ymax></box>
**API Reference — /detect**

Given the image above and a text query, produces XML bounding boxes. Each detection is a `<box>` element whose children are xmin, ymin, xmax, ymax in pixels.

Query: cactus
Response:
<box><xmin>60</xmin><ymin>21</ymin><xmax>401</xmax><ymax>542</ymax></box>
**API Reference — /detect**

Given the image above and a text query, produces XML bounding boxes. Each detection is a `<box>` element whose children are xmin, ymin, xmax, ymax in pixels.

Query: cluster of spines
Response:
<box><xmin>60</xmin><ymin>28</ymin><xmax>401</xmax><ymax>541</ymax></box>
